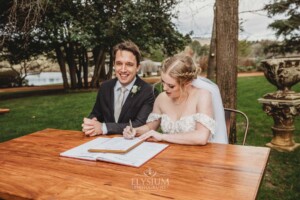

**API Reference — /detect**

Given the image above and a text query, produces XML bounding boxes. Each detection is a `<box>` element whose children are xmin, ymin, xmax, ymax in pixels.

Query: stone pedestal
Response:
<box><xmin>258</xmin><ymin>97</ymin><xmax>300</xmax><ymax>152</ymax></box>
<box><xmin>259</xmin><ymin>58</ymin><xmax>300</xmax><ymax>151</ymax></box>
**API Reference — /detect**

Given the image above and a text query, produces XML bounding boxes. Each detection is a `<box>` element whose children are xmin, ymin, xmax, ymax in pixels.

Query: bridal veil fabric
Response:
<box><xmin>192</xmin><ymin>77</ymin><xmax>228</xmax><ymax>144</ymax></box>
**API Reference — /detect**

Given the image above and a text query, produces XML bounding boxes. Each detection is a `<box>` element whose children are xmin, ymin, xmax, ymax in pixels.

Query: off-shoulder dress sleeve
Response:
<box><xmin>146</xmin><ymin>113</ymin><xmax>161</xmax><ymax>123</ymax></box>
<box><xmin>193</xmin><ymin>113</ymin><xmax>216</xmax><ymax>136</ymax></box>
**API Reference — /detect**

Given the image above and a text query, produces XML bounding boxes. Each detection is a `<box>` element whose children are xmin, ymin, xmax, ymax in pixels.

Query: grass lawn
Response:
<box><xmin>0</xmin><ymin>76</ymin><xmax>300</xmax><ymax>200</ymax></box>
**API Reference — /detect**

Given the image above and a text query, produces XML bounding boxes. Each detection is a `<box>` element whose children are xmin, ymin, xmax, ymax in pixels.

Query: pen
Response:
<box><xmin>129</xmin><ymin>119</ymin><xmax>134</xmax><ymax>139</ymax></box>
<box><xmin>129</xmin><ymin>119</ymin><xmax>133</xmax><ymax>132</ymax></box>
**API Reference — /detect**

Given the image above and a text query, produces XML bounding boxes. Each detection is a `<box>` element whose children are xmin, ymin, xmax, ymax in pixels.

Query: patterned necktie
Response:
<box><xmin>114</xmin><ymin>87</ymin><xmax>127</xmax><ymax>122</ymax></box>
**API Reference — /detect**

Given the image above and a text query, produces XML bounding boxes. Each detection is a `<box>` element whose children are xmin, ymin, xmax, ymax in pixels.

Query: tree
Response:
<box><xmin>0</xmin><ymin>0</ymin><xmax>50</xmax><ymax>86</ymax></box>
<box><xmin>1</xmin><ymin>0</ymin><xmax>189</xmax><ymax>89</ymax></box>
<box><xmin>264</xmin><ymin>0</ymin><xmax>300</xmax><ymax>53</ymax></box>
<box><xmin>207</xmin><ymin>3</ymin><xmax>217</xmax><ymax>80</ymax></box>
<box><xmin>215</xmin><ymin>0</ymin><xmax>239</xmax><ymax>143</ymax></box>
<box><xmin>0</xmin><ymin>0</ymin><xmax>49</xmax><ymax>49</ymax></box>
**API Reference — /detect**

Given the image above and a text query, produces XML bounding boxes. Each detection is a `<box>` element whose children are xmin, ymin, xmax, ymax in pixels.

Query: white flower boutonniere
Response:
<box><xmin>131</xmin><ymin>85</ymin><xmax>141</xmax><ymax>97</ymax></box>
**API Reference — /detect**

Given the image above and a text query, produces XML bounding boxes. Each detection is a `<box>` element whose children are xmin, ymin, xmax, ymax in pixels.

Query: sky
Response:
<box><xmin>173</xmin><ymin>0</ymin><xmax>279</xmax><ymax>41</ymax></box>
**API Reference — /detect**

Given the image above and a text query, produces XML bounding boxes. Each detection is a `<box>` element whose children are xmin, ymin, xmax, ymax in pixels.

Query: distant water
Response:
<box><xmin>26</xmin><ymin>72</ymin><xmax>65</xmax><ymax>86</ymax></box>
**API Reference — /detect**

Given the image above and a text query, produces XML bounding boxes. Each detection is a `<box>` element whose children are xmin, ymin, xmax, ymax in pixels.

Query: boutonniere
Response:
<box><xmin>131</xmin><ymin>85</ymin><xmax>141</xmax><ymax>97</ymax></box>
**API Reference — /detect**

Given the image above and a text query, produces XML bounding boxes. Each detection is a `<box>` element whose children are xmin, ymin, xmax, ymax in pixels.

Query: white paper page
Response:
<box><xmin>91</xmin><ymin>137</ymin><xmax>143</xmax><ymax>151</ymax></box>
<box><xmin>97</xmin><ymin>142</ymin><xmax>169</xmax><ymax>167</ymax></box>
<box><xmin>60</xmin><ymin>138</ymin><xmax>110</xmax><ymax>160</ymax></box>
<box><xmin>60</xmin><ymin>137</ymin><xmax>169</xmax><ymax>167</ymax></box>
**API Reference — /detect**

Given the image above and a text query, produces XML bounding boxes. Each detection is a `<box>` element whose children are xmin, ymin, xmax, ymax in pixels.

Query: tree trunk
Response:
<box><xmin>75</xmin><ymin>44</ymin><xmax>83</xmax><ymax>89</ymax></box>
<box><xmin>207</xmin><ymin>3</ymin><xmax>217</xmax><ymax>81</ymax></box>
<box><xmin>215</xmin><ymin>0</ymin><xmax>239</xmax><ymax>143</ymax></box>
<box><xmin>55</xmin><ymin>45</ymin><xmax>69</xmax><ymax>89</ymax></box>
<box><xmin>64</xmin><ymin>42</ymin><xmax>77</xmax><ymax>89</ymax></box>
<box><xmin>83</xmin><ymin>49</ymin><xmax>89</xmax><ymax>88</ymax></box>
<box><xmin>107</xmin><ymin>46</ymin><xmax>114</xmax><ymax>80</ymax></box>
<box><xmin>91</xmin><ymin>47</ymin><xmax>106</xmax><ymax>88</ymax></box>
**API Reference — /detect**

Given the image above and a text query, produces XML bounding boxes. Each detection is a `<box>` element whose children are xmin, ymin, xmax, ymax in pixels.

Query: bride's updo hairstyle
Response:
<box><xmin>161</xmin><ymin>54</ymin><xmax>199</xmax><ymax>90</ymax></box>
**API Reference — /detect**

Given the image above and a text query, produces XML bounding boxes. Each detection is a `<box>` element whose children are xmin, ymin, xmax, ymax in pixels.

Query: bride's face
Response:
<box><xmin>161</xmin><ymin>72</ymin><xmax>181</xmax><ymax>99</ymax></box>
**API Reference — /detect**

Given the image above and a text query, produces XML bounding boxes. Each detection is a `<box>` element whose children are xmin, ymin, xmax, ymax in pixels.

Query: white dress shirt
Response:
<box><xmin>102</xmin><ymin>77</ymin><xmax>137</xmax><ymax>134</ymax></box>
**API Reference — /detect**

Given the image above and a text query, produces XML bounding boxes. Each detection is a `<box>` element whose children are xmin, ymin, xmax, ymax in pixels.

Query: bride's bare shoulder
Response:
<box><xmin>156</xmin><ymin>92</ymin><xmax>168</xmax><ymax>102</ymax></box>
<box><xmin>193</xmin><ymin>87</ymin><xmax>211</xmax><ymax>97</ymax></box>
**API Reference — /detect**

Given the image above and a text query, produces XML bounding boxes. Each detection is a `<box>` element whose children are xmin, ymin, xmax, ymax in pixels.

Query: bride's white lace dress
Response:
<box><xmin>147</xmin><ymin>77</ymin><xmax>228</xmax><ymax>144</ymax></box>
<box><xmin>147</xmin><ymin>113</ymin><xmax>216</xmax><ymax>136</ymax></box>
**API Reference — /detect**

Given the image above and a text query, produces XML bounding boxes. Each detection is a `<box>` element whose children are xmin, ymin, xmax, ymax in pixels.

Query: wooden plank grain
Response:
<box><xmin>0</xmin><ymin>128</ymin><xmax>270</xmax><ymax>200</ymax></box>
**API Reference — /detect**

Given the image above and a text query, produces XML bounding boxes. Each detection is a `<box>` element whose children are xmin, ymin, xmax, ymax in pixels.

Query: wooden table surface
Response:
<box><xmin>0</xmin><ymin>129</ymin><xmax>270</xmax><ymax>200</ymax></box>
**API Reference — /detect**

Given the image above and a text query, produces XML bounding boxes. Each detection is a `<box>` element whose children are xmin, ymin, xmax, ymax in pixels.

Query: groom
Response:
<box><xmin>82</xmin><ymin>41</ymin><xmax>155</xmax><ymax>136</ymax></box>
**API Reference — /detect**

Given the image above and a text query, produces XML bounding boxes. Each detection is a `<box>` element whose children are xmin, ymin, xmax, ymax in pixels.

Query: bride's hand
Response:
<box><xmin>123</xmin><ymin>126</ymin><xmax>136</xmax><ymax>139</ymax></box>
<box><xmin>139</xmin><ymin>130</ymin><xmax>164</xmax><ymax>142</ymax></box>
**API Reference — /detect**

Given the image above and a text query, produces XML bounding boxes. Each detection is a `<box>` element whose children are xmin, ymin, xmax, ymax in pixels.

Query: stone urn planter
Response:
<box><xmin>258</xmin><ymin>57</ymin><xmax>300</xmax><ymax>151</ymax></box>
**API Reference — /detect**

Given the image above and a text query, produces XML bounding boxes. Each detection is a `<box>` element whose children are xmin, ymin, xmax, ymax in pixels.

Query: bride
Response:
<box><xmin>123</xmin><ymin>54</ymin><xmax>228</xmax><ymax>145</ymax></box>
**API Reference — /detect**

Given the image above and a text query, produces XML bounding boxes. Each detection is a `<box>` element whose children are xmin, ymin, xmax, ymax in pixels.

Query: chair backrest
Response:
<box><xmin>224</xmin><ymin>108</ymin><xmax>249</xmax><ymax>145</ymax></box>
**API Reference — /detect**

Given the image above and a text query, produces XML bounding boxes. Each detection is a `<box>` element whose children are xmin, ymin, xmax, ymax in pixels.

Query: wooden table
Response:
<box><xmin>0</xmin><ymin>129</ymin><xmax>270</xmax><ymax>200</ymax></box>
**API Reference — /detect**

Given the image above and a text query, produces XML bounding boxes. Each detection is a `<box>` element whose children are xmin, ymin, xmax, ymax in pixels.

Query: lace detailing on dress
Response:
<box><xmin>146</xmin><ymin>112</ymin><xmax>216</xmax><ymax>136</ymax></box>
<box><xmin>146</xmin><ymin>113</ymin><xmax>162</xmax><ymax>123</ymax></box>
<box><xmin>194</xmin><ymin>113</ymin><xmax>215</xmax><ymax>135</ymax></box>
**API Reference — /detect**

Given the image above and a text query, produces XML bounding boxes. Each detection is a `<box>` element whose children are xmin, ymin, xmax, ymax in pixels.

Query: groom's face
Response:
<box><xmin>114</xmin><ymin>50</ymin><xmax>140</xmax><ymax>86</ymax></box>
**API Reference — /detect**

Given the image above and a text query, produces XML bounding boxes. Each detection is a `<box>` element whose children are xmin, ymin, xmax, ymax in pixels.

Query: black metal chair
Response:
<box><xmin>224</xmin><ymin>108</ymin><xmax>249</xmax><ymax>145</ymax></box>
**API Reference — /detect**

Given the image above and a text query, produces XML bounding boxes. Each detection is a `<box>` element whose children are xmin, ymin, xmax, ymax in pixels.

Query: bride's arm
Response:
<box><xmin>139</xmin><ymin>120</ymin><xmax>212</xmax><ymax>145</ymax></box>
<box><xmin>139</xmin><ymin>89</ymin><xmax>214</xmax><ymax>145</ymax></box>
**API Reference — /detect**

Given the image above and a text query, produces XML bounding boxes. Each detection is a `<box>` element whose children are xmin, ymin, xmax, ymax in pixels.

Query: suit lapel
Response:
<box><xmin>109</xmin><ymin>78</ymin><xmax>117</xmax><ymax>121</ymax></box>
<box><xmin>118</xmin><ymin>76</ymin><xmax>142</xmax><ymax>121</ymax></box>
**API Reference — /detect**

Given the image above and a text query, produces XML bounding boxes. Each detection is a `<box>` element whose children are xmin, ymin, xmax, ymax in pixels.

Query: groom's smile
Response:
<box><xmin>114</xmin><ymin>50</ymin><xmax>140</xmax><ymax>87</ymax></box>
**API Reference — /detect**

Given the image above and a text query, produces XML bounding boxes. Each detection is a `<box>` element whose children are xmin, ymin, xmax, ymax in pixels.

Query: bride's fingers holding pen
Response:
<box><xmin>123</xmin><ymin>126</ymin><xmax>135</xmax><ymax>139</ymax></box>
<box><xmin>122</xmin><ymin>126</ymin><xmax>129</xmax><ymax>137</ymax></box>
<box><xmin>129</xmin><ymin>127</ymin><xmax>137</xmax><ymax>139</ymax></box>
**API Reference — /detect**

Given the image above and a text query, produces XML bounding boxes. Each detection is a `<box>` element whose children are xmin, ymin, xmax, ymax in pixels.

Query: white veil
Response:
<box><xmin>192</xmin><ymin>77</ymin><xmax>228</xmax><ymax>144</ymax></box>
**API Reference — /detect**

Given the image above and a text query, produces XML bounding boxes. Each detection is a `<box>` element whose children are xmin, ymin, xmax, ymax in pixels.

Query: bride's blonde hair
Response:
<box><xmin>161</xmin><ymin>54</ymin><xmax>199</xmax><ymax>90</ymax></box>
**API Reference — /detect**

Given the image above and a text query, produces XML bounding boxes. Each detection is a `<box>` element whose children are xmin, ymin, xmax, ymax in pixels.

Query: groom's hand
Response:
<box><xmin>82</xmin><ymin>117</ymin><xmax>103</xmax><ymax>136</ymax></box>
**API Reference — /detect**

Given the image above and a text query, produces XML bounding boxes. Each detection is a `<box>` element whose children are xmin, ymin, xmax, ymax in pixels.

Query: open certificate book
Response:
<box><xmin>60</xmin><ymin>137</ymin><xmax>169</xmax><ymax>167</ymax></box>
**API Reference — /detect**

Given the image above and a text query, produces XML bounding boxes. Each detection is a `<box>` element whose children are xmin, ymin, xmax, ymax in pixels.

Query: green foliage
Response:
<box><xmin>147</xmin><ymin>44</ymin><xmax>165</xmax><ymax>62</ymax></box>
<box><xmin>110</xmin><ymin>0</ymin><xmax>188</xmax><ymax>55</ymax></box>
<box><xmin>1</xmin><ymin>0</ymin><xmax>189</xmax><ymax>57</ymax></box>
<box><xmin>264</xmin><ymin>0</ymin><xmax>300</xmax><ymax>53</ymax></box>
<box><xmin>1</xmin><ymin>0</ymin><xmax>190</xmax><ymax>88</ymax></box>
<box><xmin>238</xmin><ymin>40</ymin><xmax>252</xmax><ymax>57</ymax></box>
<box><xmin>189</xmin><ymin>40</ymin><xmax>209</xmax><ymax>57</ymax></box>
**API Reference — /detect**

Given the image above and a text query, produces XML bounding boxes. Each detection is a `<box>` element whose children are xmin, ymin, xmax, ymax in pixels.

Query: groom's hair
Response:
<box><xmin>113</xmin><ymin>40</ymin><xmax>141</xmax><ymax>66</ymax></box>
